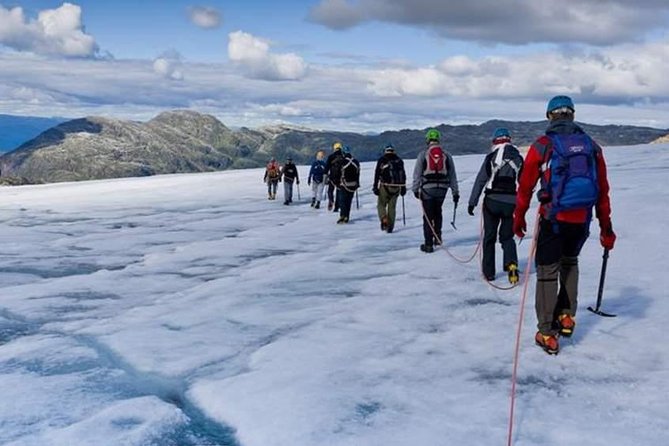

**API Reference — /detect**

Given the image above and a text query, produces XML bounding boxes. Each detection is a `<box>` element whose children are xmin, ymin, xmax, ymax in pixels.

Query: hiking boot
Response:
<box><xmin>535</xmin><ymin>331</ymin><xmax>559</xmax><ymax>355</ymax></box>
<box><xmin>557</xmin><ymin>314</ymin><xmax>576</xmax><ymax>338</ymax></box>
<box><xmin>386</xmin><ymin>224</ymin><xmax>394</xmax><ymax>234</ymax></box>
<box><xmin>284</xmin><ymin>201</ymin><xmax>290</xmax><ymax>205</ymax></box>
<box><xmin>420</xmin><ymin>244</ymin><xmax>434</xmax><ymax>253</ymax></box>
<box><xmin>311</xmin><ymin>198</ymin><xmax>315</xmax><ymax>207</ymax></box>
<box><xmin>336</xmin><ymin>217</ymin><xmax>346</xmax><ymax>224</ymax></box>
<box><xmin>507</xmin><ymin>262</ymin><xmax>519</xmax><ymax>285</ymax></box>
<box><xmin>315</xmin><ymin>201</ymin><xmax>321</xmax><ymax>209</ymax></box>
<box><xmin>485</xmin><ymin>274</ymin><xmax>495</xmax><ymax>281</ymax></box>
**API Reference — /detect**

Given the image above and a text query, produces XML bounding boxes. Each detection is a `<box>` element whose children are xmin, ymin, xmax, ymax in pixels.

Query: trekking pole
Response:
<box><xmin>450</xmin><ymin>202</ymin><xmax>458</xmax><ymax>230</ymax></box>
<box><xmin>356</xmin><ymin>190</ymin><xmax>359</xmax><ymax>209</ymax></box>
<box><xmin>297</xmin><ymin>182</ymin><xmax>301</xmax><ymax>201</ymax></box>
<box><xmin>587</xmin><ymin>249</ymin><xmax>617</xmax><ymax>317</ymax></box>
<box><xmin>402</xmin><ymin>195</ymin><xmax>406</xmax><ymax>226</ymax></box>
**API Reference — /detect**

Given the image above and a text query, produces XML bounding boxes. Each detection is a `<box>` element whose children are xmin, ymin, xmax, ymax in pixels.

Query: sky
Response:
<box><xmin>1</xmin><ymin>0</ymin><xmax>669</xmax><ymax>131</ymax></box>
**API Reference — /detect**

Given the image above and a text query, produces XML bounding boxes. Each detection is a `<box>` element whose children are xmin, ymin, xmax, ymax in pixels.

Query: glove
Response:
<box><xmin>453</xmin><ymin>194</ymin><xmax>460</xmax><ymax>204</ymax></box>
<box><xmin>467</xmin><ymin>205</ymin><xmax>475</xmax><ymax>216</ymax></box>
<box><xmin>513</xmin><ymin>214</ymin><xmax>526</xmax><ymax>238</ymax></box>
<box><xmin>600</xmin><ymin>224</ymin><xmax>616</xmax><ymax>250</ymax></box>
<box><xmin>373</xmin><ymin>187</ymin><xmax>379</xmax><ymax>196</ymax></box>
<box><xmin>414</xmin><ymin>191</ymin><xmax>420</xmax><ymax>200</ymax></box>
<box><xmin>308</xmin><ymin>179</ymin><xmax>311</xmax><ymax>186</ymax></box>
<box><xmin>400</xmin><ymin>186</ymin><xmax>406</xmax><ymax>197</ymax></box>
<box><xmin>297</xmin><ymin>180</ymin><xmax>300</xmax><ymax>185</ymax></box>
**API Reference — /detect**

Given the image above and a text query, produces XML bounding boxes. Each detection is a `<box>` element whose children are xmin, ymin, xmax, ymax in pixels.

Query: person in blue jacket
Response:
<box><xmin>308</xmin><ymin>150</ymin><xmax>327</xmax><ymax>209</ymax></box>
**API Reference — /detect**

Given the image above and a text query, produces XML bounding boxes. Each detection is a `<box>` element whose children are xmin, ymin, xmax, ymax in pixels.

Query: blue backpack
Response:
<box><xmin>541</xmin><ymin>133</ymin><xmax>599</xmax><ymax>222</ymax></box>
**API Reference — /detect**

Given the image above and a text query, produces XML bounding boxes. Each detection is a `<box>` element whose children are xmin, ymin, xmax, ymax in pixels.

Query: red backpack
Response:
<box><xmin>267</xmin><ymin>161</ymin><xmax>280</xmax><ymax>179</ymax></box>
<box><xmin>423</xmin><ymin>145</ymin><xmax>449</xmax><ymax>182</ymax></box>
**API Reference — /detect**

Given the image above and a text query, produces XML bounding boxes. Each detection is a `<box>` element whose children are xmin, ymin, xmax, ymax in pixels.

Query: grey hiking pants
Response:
<box><xmin>535</xmin><ymin>219</ymin><xmax>588</xmax><ymax>335</ymax></box>
<box><xmin>284</xmin><ymin>180</ymin><xmax>294</xmax><ymax>203</ymax></box>
<box><xmin>311</xmin><ymin>180</ymin><xmax>325</xmax><ymax>201</ymax></box>
<box><xmin>482</xmin><ymin>197</ymin><xmax>518</xmax><ymax>278</ymax></box>
<box><xmin>377</xmin><ymin>186</ymin><xmax>400</xmax><ymax>228</ymax></box>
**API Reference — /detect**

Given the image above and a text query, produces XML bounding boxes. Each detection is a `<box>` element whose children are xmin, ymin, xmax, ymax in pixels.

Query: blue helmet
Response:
<box><xmin>384</xmin><ymin>143</ymin><xmax>395</xmax><ymax>153</ymax></box>
<box><xmin>546</xmin><ymin>95</ymin><xmax>575</xmax><ymax>115</ymax></box>
<box><xmin>492</xmin><ymin>127</ymin><xmax>510</xmax><ymax>141</ymax></box>
<box><xmin>342</xmin><ymin>145</ymin><xmax>351</xmax><ymax>154</ymax></box>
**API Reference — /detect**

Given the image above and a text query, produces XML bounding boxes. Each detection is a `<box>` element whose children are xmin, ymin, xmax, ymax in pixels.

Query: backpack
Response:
<box><xmin>340</xmin><ymin>157</ymin><xmax>360</xmax><ymax>190</ymax></box>
<box><xmin>541</xmin><ymin>133</ymin><xmax>599</xmax><ymax>221</ymax></box>
<box><xmin>267</xmin><ymin>161</ymin><xmax>280</xmax><ymax>180</ymax></box>
<box><xmin>380</xmin><ymin>156</ymin><xmax>406</xmax><ymax>187</ymax></box>
<box><xmin>423</xmin><ymin>145</ymin><xmax>449</xmax><ymax>184</ymax></box>
<box><xmin>485</xmin><ymin>144</ymin><xmax>521</xmax><ymax>195</ymax></box>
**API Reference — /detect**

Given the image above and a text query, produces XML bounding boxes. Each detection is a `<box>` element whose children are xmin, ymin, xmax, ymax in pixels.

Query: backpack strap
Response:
<box><xmin>485</xmin><ymin>145</ymin><xmax>520</xmax><ymax>192</ymax></box>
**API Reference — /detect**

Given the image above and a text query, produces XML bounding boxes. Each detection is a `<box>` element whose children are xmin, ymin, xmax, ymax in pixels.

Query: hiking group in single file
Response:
<box><xmin>262</xmin><ymin>95</ymin><xmax>616</xmax><ymax>355</ymax></box>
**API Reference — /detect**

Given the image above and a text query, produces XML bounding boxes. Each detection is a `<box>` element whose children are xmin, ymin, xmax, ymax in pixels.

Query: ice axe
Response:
<box><xmin>587</xmin><ymin>249</ymin><xmax>617</xmax><ymax>317</ymax></box>
<box><xmin>450</xmin><ymin>202</ymin><xmax>458</xmax><ymax>230</ymax></box>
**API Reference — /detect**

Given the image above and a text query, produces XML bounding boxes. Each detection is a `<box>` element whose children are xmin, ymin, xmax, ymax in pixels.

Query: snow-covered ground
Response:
<box><xmin>1</xmin><ymin>144</ymin><xmax>668</xmax><ymax>446</ymax></box>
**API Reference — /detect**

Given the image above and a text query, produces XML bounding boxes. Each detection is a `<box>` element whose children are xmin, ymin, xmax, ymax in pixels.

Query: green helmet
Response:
<box><xmin>425</xmin><ymin>128</ymin><xmax>441</xmax><ymax>142</ymax></box>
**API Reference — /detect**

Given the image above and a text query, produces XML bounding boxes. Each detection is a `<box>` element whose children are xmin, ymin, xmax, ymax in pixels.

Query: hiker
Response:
<box><xmin>281</xmin><ymin>157</ymin><xmax>300</xmax><ymax>205</ymax></box>
<box><xmin>373</xmin><ymin>143</ymin><xmax>406</xmax><ymax>233</ymax></box>
<box><xmin>412</xmin><ymin>128</ymin><xmax>459</xmax><ymax>253</ymax></box>
<box><xmin>324</xmin><ymin>142</ymin><xmax>345</xmax><ymax>212</ymax></box>
<box><xmin>513</xmin><ymin>95</ymin><xmax>616</xmax><ymax>355</ymax></box>
<box><xmin>336</xmin><ymin>146</ymin><xmax>360</xmax><ymax>224</ymax></box>
<box><xmin>308</xmin><ymin>150</ymin><xmax>327</xmax><ymax>209</ymax></box>
<box><xmin>263</xmin><ymin>157</ymin><xmax>281</xmax><ymax>200</ymax></box>
<box><xmin>468</xmin><ymin>128</ymin><xmax>524</xmax><ymax>283</ymax></box>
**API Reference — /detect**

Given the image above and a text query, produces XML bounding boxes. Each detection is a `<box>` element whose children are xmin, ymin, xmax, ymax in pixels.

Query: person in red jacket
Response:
<box><xmin>513</xmin><ymin>95</ymin><xmax>616</xmax><ymax>355</ymax></box>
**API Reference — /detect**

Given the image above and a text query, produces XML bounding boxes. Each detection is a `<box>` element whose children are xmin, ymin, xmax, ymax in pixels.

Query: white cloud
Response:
<box><xmin>227</xmin><ymin>31</ymin><xmax>307</xmax><ymax>81</ymax></box>
<box><xmin>188</xmin><ymin>6</ymin><xmax>221</xmax><ymax>29</ymax></box>
<box><xmin>309</xmin><ymin>0</ymin><xmax>669</xmax><ymax>46</ymax></box>
<box><xmin>0</xmin><ymin>3</ymin><xmax>97</xmax><ymax>57</ymax></box>
<box><xmin>153</xmin><ymin>51</ymin><xmax>184</xmax><ymax>81</ymax></box>
<box><xmin>2</xmin><ymin>39</ymin><xmax>669</xmax><ymax>131</ymax></box>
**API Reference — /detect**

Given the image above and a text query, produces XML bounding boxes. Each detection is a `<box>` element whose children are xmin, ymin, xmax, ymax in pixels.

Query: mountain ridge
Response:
<box><xmin>1</xmin><ymin>110</ymin><xmax>666</xmax><ymax>184</ymax></box>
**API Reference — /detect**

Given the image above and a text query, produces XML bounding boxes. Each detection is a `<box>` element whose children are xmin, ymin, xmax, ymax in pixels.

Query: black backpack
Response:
<box><xmin>340</xmin><ymin>156</ymin><xmax>360</xmax><ymax>190</ymax></box>
<box><xmin>486</xmin><ymin>144</ymin><xmax>522</xmax><ymax>195</ymax></box>
<box><xmin>380</xmin><ymin>156</ymin><xmax>406</xmax><ymax>186</ymax></box>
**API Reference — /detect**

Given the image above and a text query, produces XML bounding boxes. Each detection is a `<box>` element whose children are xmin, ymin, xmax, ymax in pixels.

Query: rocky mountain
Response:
<box><xmin>0</xmin><ymin>114</ymin><xmax>67</xmax><ymax>153</ymax></box>
<box><xmin>1</xmin><ymin>110</ymin><xmax>667</xmax><ymax>184</ymax></box>
<box><xmin>652</xmin><ymin>133</ymin><xmax>669</xmax><ymax>143</ymax></box>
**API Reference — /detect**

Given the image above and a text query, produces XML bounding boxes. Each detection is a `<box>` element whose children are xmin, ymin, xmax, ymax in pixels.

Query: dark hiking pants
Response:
<box><xmin>377</xmin><ymin>186</ymin><xmax>400</xmax><ymax>228</ymax></box>
<box><xmin>328</xmin><ymin>182</ymin><xmax>336</xmax><ymax>207</ymax></box>
<box><xmin>339</xmin><ymin>189</ymin><xmax>355</xmax><ymax>219</ymax></box>
<box><xmin>421</xmin><ymin>196</ymin><xmax>444</xmax><ymax>246</ymax></box>
<box><xmin>535</xmin><ymin>219</ymin><xmax>589</xmax><ymax>335</ymax></box>
<box><xmin>482</xmin><ymin>197</ymin><xmax>518</xmax><ymax>278</ymax></box>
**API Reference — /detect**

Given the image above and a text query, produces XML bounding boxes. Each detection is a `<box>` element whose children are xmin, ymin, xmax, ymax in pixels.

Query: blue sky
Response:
<box><xmin>1</xmin><ymin>1</ymin><xmax>669</xmax><ymax>131</ymax></box>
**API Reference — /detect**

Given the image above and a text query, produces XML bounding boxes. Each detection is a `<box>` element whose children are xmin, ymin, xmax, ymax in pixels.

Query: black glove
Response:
<box><xmin>297</xmin><ymin>180</ymin><xmax>300</xmax><ymax>185</ymax></box>
<box><xmin>400</xmin><ymin>186</ymin><xmax>406</xmax><ymax>197</ymax></box>
<box><xmin>307</xmin><ymin>179</ymin><xmax>311</xmax><ymax>186</ymax></box>
<box><xmin>373</xmin><ymin>187</ymin><xmax>379</xmax><ymax>196</ymax></box>
<box><xmin>414</xmin><ymin>191</ymin><xmax>420</xmax><ymax>199</ymax></box>
<box><xmin>468</xmin><ymin>205</ymin><xmax>475</xmax><ymax>216</ymax></box>
<box><xmin>453</xmin><ymin>194</ymin><xmax>460</xmax><ymax>204</ymax></box>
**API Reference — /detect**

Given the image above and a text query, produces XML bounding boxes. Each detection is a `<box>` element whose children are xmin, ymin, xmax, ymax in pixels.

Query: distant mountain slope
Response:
<box><xmin>652</xmin><ymin>133</ymin><xmax>669</xmax><ymax>143</ymax></box>
<box><xmin>1</xmin><ymin>110</ymin><xmax>666</xmax><ymax>184</ymax></box>
<box><xmin>0</xmin><ymin>114</ymin><xmax>67</xmax><ymax>153</ymax></box>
